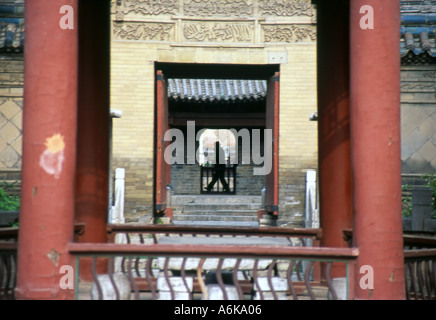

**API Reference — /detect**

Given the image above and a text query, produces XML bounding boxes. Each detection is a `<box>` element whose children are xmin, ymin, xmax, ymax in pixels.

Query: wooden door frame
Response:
<box><xmin>259</xmin><ymin>72</ymin><xmax>280</xmax><ymax>219</ymax></box>
<box><xmin>155</xmin><ymin>70</ymin><xmax>172</xmax><ymax>220</ymax></box>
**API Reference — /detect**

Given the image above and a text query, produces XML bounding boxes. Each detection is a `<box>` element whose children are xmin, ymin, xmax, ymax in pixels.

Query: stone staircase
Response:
<box><xmin>171</xmin><ymin>195</ymin><xmax>262</xmax><ymax>227</ymax></box>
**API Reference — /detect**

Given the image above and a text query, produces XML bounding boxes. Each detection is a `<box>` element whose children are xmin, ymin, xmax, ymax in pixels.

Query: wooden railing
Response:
<box><xmin>404</xmin><ymin>249</ymin><xmax>436</xmax><ymax>300</ymax></box>
<box><xmin>0</xmin><ymin>227</ymin><xmax>19</xmax><ymax>241</ymax></box>
<box><xmin>106</xmin><ymin>224</ymin><xmax>325</xmax><ymax>289</ymax></box>
<box><xmin>68</xmin><ymin>225</ymin><xmax>354</xmax><ymax>300</ymax></box>
<box><xmin>0</xmin><ymin>242</ymin><xmax>17</xmax><ymax>300</ymax></box>
<box><xmin>0</xmin><ymin>224</ymin><xmax>85</xmax><ymax>300</ymax></box>
<box><xmin>4</xmin><ymin>225</ymin><xmax>434</xmax><ymax>300</ymax></box>
<box><xmin>343</xmin><ymin>228</ymin><xmax>436</xmax><ymax>300</ymax></box>
<box><xmin>343</xmin><ymin>229</ymin><xmax>436</xmax><ymax>249</ymax></box>
<box><xmin>106</xmin><ymin>224</ymin><xmax>323</xmax><ymax>244</ymax></box>
<box><xmin>68</xmin><ymin>242</ymin><xmax>358</xmax><ymax>300</ymax></box>
<box><xmin>0</xmin><ymin>223</ymin><xmax>86</xmax><ymax>242</ymax></box>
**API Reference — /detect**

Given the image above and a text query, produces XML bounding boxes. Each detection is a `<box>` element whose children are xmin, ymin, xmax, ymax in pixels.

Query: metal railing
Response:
<box><xmin>200</xmin><ymin>165</ymin><xmax>236</xmax><ymax>194</ymax></box>
<box><xmin>69</xmin><ymin>242</ymin><xmax>358</xmax><ymax>300</ymax></box>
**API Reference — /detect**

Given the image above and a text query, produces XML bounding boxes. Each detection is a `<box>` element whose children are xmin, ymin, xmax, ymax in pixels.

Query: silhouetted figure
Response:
<box><xmin>206</xmin><ymin>142</ymin><xmax>230</xmax><ymax>193</ymax></box>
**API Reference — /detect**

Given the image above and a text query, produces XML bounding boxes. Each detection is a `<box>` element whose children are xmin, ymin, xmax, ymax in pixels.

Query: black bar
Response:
<box><xmin>200</xmin><ymin>166</ymin><xmax>236</xmax><ymax>194</ymax></box>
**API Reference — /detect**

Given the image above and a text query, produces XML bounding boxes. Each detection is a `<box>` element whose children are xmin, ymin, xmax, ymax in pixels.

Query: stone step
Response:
<box><xmin>171</xmin><ymin>195</ymin><xmax>262</xmax><ymax>205</ymax></box>
<box><xmin>174</xmin><ymin>203</ymin><xmax>260</xmax><ymax>211</ymax></box>
<box><xmin>172</xmin><ymin>214</ymin><xmax>258</xmax><ymax>222</ymax></box>
<box><xmin>173</xmin><ymin>209</ymin><xmax>258</xmax><ymax>216</ymax></box>
<box><xmin>172</xmin><ymin>220</ymin><xmax>260</xmax><ymax>228</ymax></box>
<box><xmin>171</xmin><ymin>195</ymin><xmax>262</xmax><ymax>228</ymax></box>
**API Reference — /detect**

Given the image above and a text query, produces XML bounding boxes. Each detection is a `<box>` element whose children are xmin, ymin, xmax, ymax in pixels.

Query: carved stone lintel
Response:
<box><xmin>183</xmin><ymin>0</ymin><xmax>253</xmax><ymax>17</ymax></box>
<box><xmin>113</xmin><ymin>22</ymin><xmax>175</xmax><ymax>41</ymax></box>
<box><xmin>401</xmin><ymin>82</ymin><xmax>436</xmax><ymax>91</ymax></box>
<box><xmin>259</xmin><ymin>0</ymin><xmax>314</xmax><ymax>17</ymax></box>
<box><xmin>423</xmin><ymin>71</ymin><xmax>436</xmax><ymax>79</ymax></box>
<box><xmin>263</xmin><ymin>24</ymin><xmax>316</xmax><ymax>43</ymax></box>
<box><xmin>0</xmin><ymin>75</ymin><xmax>24</xmax><ymax>86</ymax></box>
<box><xmin>116</xmin><ymin>0</ymin><xmax>315</xmax><ymax>18</ymax></box>
<box><xmin>121</xmin><ymin>0</ymin><xmax>178</xmax><ymax>16</ymax></box>
<box><xmin>183</xmin><ymin>22</ymin><xmax>254</xmax><ymax>43</ymax></box>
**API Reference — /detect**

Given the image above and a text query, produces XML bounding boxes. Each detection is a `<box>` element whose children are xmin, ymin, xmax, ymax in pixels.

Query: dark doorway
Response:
<box><xmin>154</xmin><ymin>63</ymin><xmax>280</xmax><ymax>217</ymax></box>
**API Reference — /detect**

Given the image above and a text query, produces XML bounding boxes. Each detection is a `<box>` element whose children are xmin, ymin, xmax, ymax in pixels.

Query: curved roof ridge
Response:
<box><xmin>167</xmin><ymin>79</ymin><xmax>267</xmax><ymax>104</ymax></box>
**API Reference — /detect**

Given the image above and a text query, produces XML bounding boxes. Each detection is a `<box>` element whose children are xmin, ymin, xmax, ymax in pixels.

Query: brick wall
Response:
<box><xmin>400</xmin><ymin>65</ymin><xmax>436</xmax><ymax>175</ymax></box>
<box><xmin>110</xmin><ymin>0</ymin><xmax>318</xmax><ymax>224</ymax></box>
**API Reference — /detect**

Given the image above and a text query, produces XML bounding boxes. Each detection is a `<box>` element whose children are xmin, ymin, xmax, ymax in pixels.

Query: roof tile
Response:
<box><xmin>167</xmin><ymin>78</ymin><xmax>267</xmax><ymax>103</ymax></box>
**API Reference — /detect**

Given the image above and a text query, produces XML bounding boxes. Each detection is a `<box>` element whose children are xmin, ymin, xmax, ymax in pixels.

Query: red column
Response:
<box><xmin>16</xmin><ymin>0</ymin><xmax>78</xmax><ymax>299</ymax></box>
<box><xmin>317</xmin><ymin>0</ymin><xmax>352</xmax><ymax>279</ymax></box>
<box><xmin>75</xmin><ymin>0</ymin><xmax>110</xmax><ymax>243</ymax></box>
<box><xmin>350</xmin><ymin>0</ymin><xmax>405</xmax><ymax>299</ymax></box>
<box><xmin>74</xmin><ymin>0</ymin><xmax>111</xmax><ymax>280</ymax></box>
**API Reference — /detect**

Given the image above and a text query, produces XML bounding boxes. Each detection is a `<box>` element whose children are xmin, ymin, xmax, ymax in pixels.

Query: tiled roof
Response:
<box><xmin>401</xmin><ymin>0</ymin><xmax>436</xmax><ymax>14</ymax></box>
<box><xmin>167</xmin><ymin>79</ymin><xmax>267</xmax><ymax>103</ymax></box>
<box><xmin>400</xmin><ymin>1</ymin><xmax>436</xmax><ymax>64</ymax></box>
<box><xmin>0</xmin><ymin>18</ymin><xmax>24</xmax><ymax>53</ymax></box>
<box><xmin>0</xmin><ymin>3</ymin><xmax>25</xmax><ymax>54</ymax></box>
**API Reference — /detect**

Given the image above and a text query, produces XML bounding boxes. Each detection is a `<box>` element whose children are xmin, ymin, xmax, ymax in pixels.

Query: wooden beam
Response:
<box><xmin>169</xmin><ymin>112</ymin><xmax>265</xmax><ymax>127</ymax></box>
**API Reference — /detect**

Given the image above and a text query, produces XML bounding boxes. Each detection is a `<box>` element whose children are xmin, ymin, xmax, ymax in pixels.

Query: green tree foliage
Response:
<box><xmin>421</xmin><ymin>173</ymin><xmax>436</xmax><ymax>217</ymax></box>
<box><xmin>0</xmin><ymin>188</ymin><xmax>20</xmax><ymax>211</ymax></box>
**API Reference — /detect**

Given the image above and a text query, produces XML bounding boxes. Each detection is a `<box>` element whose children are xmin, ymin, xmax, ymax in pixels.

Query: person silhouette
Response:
<box><xmin>206</xmin><ymin>141</ymin><xmax>230</xmax><ymax>193</ymax></box>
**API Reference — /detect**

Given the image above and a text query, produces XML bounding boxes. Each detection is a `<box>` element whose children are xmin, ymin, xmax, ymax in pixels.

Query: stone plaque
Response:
<box><xmin>259</xmin><ymin>0</ymin><xmax>314</xmax><ymax>17</ymax></box>
<box><xmin>113</xmin><ymin>22</ymin><xmax>175</xmax><ymax>41</ymax></box>
<box><xmin>183</xmin><ymin>0</ymin><xmax>253</xmax><ymax>17</ymax></box>
<box><xmin>183</xmin><ymin>21</ymin><xmax>254</xmax><ymax>43</ymax></box>
<box><xmin>263</xmin><ymin>24</ymin><xmax>316</xmax><ymax>43</ymax></box>
<box><xmin>120</xmin><ymin>0</ymin><xmax>178</xmax><ymax>16</ymax></box>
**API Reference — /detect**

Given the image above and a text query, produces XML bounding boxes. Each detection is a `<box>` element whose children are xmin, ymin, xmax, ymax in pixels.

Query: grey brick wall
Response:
<box><xmin>401</xmin><ymin>65</ymin><xmax>436</xmax><ymax>174</ymax></box>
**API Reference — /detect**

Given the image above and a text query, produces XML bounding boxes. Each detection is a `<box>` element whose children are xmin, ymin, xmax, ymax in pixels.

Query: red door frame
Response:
<box><xmin>157</xmin><ymin>69</ymin><xmax>279</xmax><ymax>222</ymax></box>
<box><xmin>155</xmin><ymin>70</ymin><xmax>172</xmax><ymax>220</ymax></box>
<box><xmin>264</xmin><ymin>72</ymin><xmax>280</xmax><ymax>217</ymax></box>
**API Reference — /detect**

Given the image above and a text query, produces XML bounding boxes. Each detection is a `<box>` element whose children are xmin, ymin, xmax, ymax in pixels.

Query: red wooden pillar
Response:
<box><xmin>264</xmin><ymin>72</ymin><xmax>280</xmax><ymax>217</ymax></box>
<box><xmin>350</xmin><ymin>0</ymin><xmax>405</xmax><ymax>299</ymax></box>
<box><xmin>16</xmin><ymin>0</ymin><xmax>78</xmax><ymax>300</ymax></box>
<box><xmin>75</xmin><ymin>0</ymin><xmax>110</xmax><ymax>242</ymax></box>
<box><xmin>75</xmin><ymin>0</ymin><xmax>110</xmax><ymax>279</ymax></box>
<box><xmin>316</xmin><ymin>0</ymin><xmax>353</xmax><ymax>279</ymax></box>
<box><xmin>155</xmin><ymin>71</ymin><xmax>172</xmax><ymax>220</ymax></box>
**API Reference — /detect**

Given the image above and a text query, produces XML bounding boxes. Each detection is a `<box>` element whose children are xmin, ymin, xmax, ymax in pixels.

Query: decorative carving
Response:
<box><xmin>0</xmin><ymin>74</ymin><xmax>23</xmax><ymax>86</ymax></box>
<box><xmin>263</xmin><ymin>24</ymin><xmax>316</xmax><ymax>42</ymax></box>
<box><xmin>423</xmin><ymin>71</ymin><xmax>436</xmax><ymax>79</ymax></box>
<box><xmin>401</xmin><ymin>82</ymin><xmax>436</xmax><ymax>91</ymax></box>
<box><xmin>121</xmin><ymin>0</ymin><xmax>178</xmax><ymax>16</ymax></box>
<box><xmin>113</xmin><ymin>22</ymin><xmax>174</xmax><ymax>41</ymax></box>
<box><xmin>183</xmin><ymin>0</ymin><xmax>253</xmax><ymax>17</ymax></box>
<box><xmin>259</xmin><ymin>0</ymin><xmax>314</xmax><ymax>17</ymax></box>
<box><xmin>183</xmin><ymin>22</ymin><xmax>254</xmax><ymax>42</ymax></box>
